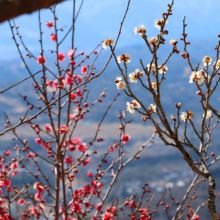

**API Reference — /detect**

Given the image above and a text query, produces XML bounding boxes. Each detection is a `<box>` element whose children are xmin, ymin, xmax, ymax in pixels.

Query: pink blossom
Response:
<box><xmin>64</xmin><ymin>156</ymin><xmax>73</xmax><ymax>165</ymax></box>
<box><xmin>96</xmin><ymin>203</ymin><xmax>102</xmax><ymax>211</ymax></box>
<box><xmin>33</xmin><ymin>183</ymin><xmax>44</xmax><ymax>193</ymax></box>
<box><xmin>35</xmin><ymin>138</ymin><xmax>42</xmax><ymax>146</ymax></box>
<box><xmin>87</xmin><ymin>172</ymin><xmax>92</xmax><ymax>177</ymax></box>
<box><xmin>32</xmin><ymin>206</ymin><xmax>39</xmax><ymax>215</ymax></box>
<box><xmin>77</xmin><ymin>75</ymin><xmax>82</xmax><ymax>84</ymax></box>
<box><xmin>6</xmin><ymin>186</ymin><xmax>12</xmax><ymax>192</ymax></box>
<box><xmin>129</xmin><ymin>200</ymin><xmax>137</xmax><ymax>208</ymax></box>
<box><xmin>46</xmin><ymin>80</ymin><xmax>53</xmax><ymax>87</ymax></box>
<box><xmin>109</xmin><ymin>143</ymin><xmax>118</xmax><ymax>152</ymax></box>
<box><xmin>59</xmin><ymin>125</ymin><xmax>69</xmax><ymax>134</ymax></box>
<box><xmin>11</xmin><ymin>163</ymin><xmax>18</xmax><ymax>169</ymax></box>
<box><xmin>69</xmin><ymin>145</ymin><xmax>76</xmax><ymax>152</ymax></box>
<box><xmin>45</xmin><ymin>124</ymin><xmax>51</xmax><ymax>133</ymax></box>
<box><xmin>67</xmin><ymin>49</ymin><xmax>75</xmax><ymax>58</ymax></box>
<box><xmin>5</xmin><ymin>150</ymin><xmax>11</xmax><ymax>156</ymax></box>
<box><xmin>18</xmin><ymin>198</ymin><xmax>25</xmax><ymax>205</ymax></box>
<box><xmin>65</xmin><ymin>76</ymin><xmax>74</xmax><ymax>85</ymax></box>
<box><xmin>84</xmin><ymin>102</ymin><xmax>88</xmax><ymax>108</ymax></box>
<box><xmin>41</xmin><ymin>142</ymin><xmax>49</xmax><ymax>150</ymax></box>
<box><xmin>103</xmin><ymin>213</ymin><xmax>114</xmax><ymax>220</ymax></box>
<box><xmin>97</xmin><ymin>182</ymin><xmax>103</xmax><ymax>188</ymax></box>
<box><xmin>4</xmin><ymin>179</ymin><xmax>11</xmax><ymax>186</ymax></box>
<box><xmin>0</xmin><ymin>163</ymin><xmax>2</xmax><ymax>169</ymax></box>
<box><xmin>92</xmin><ymin>217</ymin><xmax>99</xmax><ymax>220</ymax></box>
<box><xmin>81</xmin><ymin>65</ymin><xmax>87</xmax><ymax>74</ymax></box>
<box><xmin>45</xmin><ymin>21</ymin><xmax>54</xmax><ymax>28</ymax></box>
<box><xmin>58</xmin><ymin>52</ymin><xmax>65</xmax><ymax>62</ymax></box>
<box><xmin>71</xmin><ymin>202</ymin><xmax>81</xmax><ymax>213</ymax></box>
<box><xmin>77</xmin><ymin>143</ymin><xmax>87</xmax><ymax>152</ymax></box>
<box><xmin>50</xmin><ymin>34</ymin><xmax>56</xmax><ymax>42</ymax></box>
<box><xmin>121</xmin><ymin>134</ymin><xmax>130</xmax><ymax>144</ymax></box>
<box><xmin>53</xmin><ymin>79</ymin><xmax>58</xmax><ymax>88</ymax></box>
<box><xmin>76</xmin><ymin>88</ymin><xmax>82</xmax><ymax>97</ymax></box>
<box><xmin>35</xmin><ymin>192</ymin><xmax>42</xmax><ymax>200</ymax></box>
<box><xmin>193</xmin><ymin>215</ymin><xmax>200</xmax><ymax>220</ymax></box>
<box><xmin>70</xmin><ymin>93</ymin><xmax>76</xmax><ymax>100</ymax></box>
<box><xmin>70</xmin><ymin>60</ymin><xmax>76</xmax><ymax>65</ymax></box>
<box><xmin>82</xmin><ymin>158</ymin><xmax>90</xmax><ymax>166</ymax></box>
<box><xmin>69</xmin><ymin>114</ymin><xmax>77</xmax><ymax>121</ymax></box>
<box><xmin>37</xmin><ymin>56</ymin><xmax>46</xmax><ymax>65</ymax></box>
<box><xmin>27</xmin><ymin>152</ymin><xmax>36</xmax><ymax>158</ymax></box>
<box><xmin>73</xmin><ymin>137</ymin><xmax>81</xmax><ymax>145</ymax></box>
<box><xmin>11</xmin><ymin>170</ymin><xmax>18</xmax><ymax>177</ymax></box>
<box><xmin>0</xmin><ymin>181</ymin><xmax>4</xmax><ymax>188</ymax></box>
<box><xmin>91</xmin><ymin>180</ymin><xmax>96</xmax><ymax>187</ymax></box>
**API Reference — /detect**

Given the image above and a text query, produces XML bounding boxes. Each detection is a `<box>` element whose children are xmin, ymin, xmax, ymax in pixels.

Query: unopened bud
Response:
<box><xmin>171</xmin><ymin>115</ymin><xmax>176</xmax><ymax>120</ymax></box>
<box><xmin>178</xmin><ymin>102</ymin><xmax>182</xmax><ymax>107</ymax></box>
<box><xmin>141</xmin><ymin>116</ymin><xmax>148</xmax><ymax>122</ymax></box>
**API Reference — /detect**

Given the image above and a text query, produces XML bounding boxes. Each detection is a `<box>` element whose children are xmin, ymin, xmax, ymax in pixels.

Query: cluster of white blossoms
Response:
<box><xmin>149</xmin><ymin>37</ymin><xmax>158</xmax><ymax>46</ymax></box>
<box><xmin>134</xmin><ymin>25</ymin><xmax>147</xmax><ymax>37</ymax></box>
<box><xmin>189</xmin><ymin>70</ymin><xmax>210</xmax><ymax>84</ymax></box>
<box><xmin>154</xmin><ymin>18</ymin><xmax>168</xmax><ymax>30</ymax></box>
<box><xmin>126</xmin><ymin>100</ymin><xmax>141</xmax><ymax>114</ymax></box>
<box><xmin>129</xmin><ymin>69</ymin><xmax>144</xmax><ymax>83</ymax></box>
<box><xmin>203</xmin><ymin>110</ymin><xmax>213</xmax><ymax>119</ymax></box>
<box><xmin>117</xmin><ymin>54</ymin><xmax>131</xmax><ymax>64</ymax></box>
<box><xmin>202</xmin><ymin>56</ymin><xmax>212</xmax><ymax>66</ymax></box>
<box><xmin>146</xmin><ymin>64</ymin><xmax>168</xmax><ymax>74</ymax></box>
<box><xmin>181</xmin><ymin>110</ymin><xmax>194</xmax><ymax>123</ymax></box>
<box><xmin>102</xmin><ymin>38</ymin><xmax>114</xmax><ymax>49</ymax></box>
<box><xmin>115</xmin><ymin>77</ymin><xmax>126</xmax><ymax>90</ymax></box>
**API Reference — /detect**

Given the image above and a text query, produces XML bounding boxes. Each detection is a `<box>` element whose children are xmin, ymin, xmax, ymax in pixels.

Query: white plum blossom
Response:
<box><xmin>149</xmin><ymin>104</ymin><xmax>156</xmax><ymax>113</ymax></box>
<box><xmin>181</xmin><ymin>112</ymin><xmax>189</xmax><ymax>122</ymax></box>
<box><xmin>149</xmin><ymin>37</ymin><xmax>158</xmax><ymax>46</ymax></box>
<box><xmin>189</xmin><ymin>70</ymin><xmax>205</xmax><ymax>84</ymax></box>
<box><xmin>181</xmin><ymin>111</ymin><xmax>194</xmax><ymax>123</ymax></box>
<box><xmin>116</xmin><ymin>81</ymin><xmax>126</xmax><ymax>90</ymax></box>
<box><xmin>169</xmin><ymin>39</ymin><xmax>177</xmax><ymax>45</ymax></box>
<box><xmin>159</xmin><ymin>65</ymin><xmax>168</xmax><ymax>74</ymax></box>
<box><xmin>202</xmin><ymin>56</ymin><xmax>212</xmax><ymax>66</ymax></box>
<box><xmin>203</xmin><ymin>110</ymin><xmax>212</xmax><ymax>119</ymax></box>
<box><xmin>102</xmin><ymin>38</ymin><xmax>114</xmax><ymax>49</ymax></box>
<box><xmin>126</xmin><ymin>102</ymin><xmax>135</xmax><ymax>114</ymax></box>
<box><xmin>154</xmin><ymin>18</ymin><xmax>168</xmax><ymax>30</ymax></box>
<box><xmin>135</xmin><ymin>69</ymin><xmax>144</xmax><ymax>76</ymax></box>
<box><xmin>129</xmin><ymin>72</ymin><xmax>138</xmax><ymax>83</ymax></box>
<box><xmin>131</xmin><ymin>100</ymin><xmax>141</xmax><ymax>108</ymax></box>
<box><xmin>151</xmin><ymin>82</ymin><xmax>157</xmax><ymax>90</ymax></box>
<box><xmin>214</xmin><ymin>59</ymin><xmax>220</xmax><ymax>69</ymax></box>
<box><xmin>115</xmin><ymin>77</ymin><xmax>122</xmax><ymax>83</ymax></box>
<box><xmin>147</xmin><ymin>63</ymin><xmax>156</xmax><ymax>71</ymax></box>
<box><xmin>115</xmin><ymin>77</ymin><xmax>125</xmax><ymax>90</ymax></box>
<box><xmin>134</xmin><ymin>25</ymin><xmax>146</xmax><ymax>37</ymax></box>
<box><xmin>117</xmin><ymin>54</ymin><xmax>131</xmax><ymax>64</ymax></box>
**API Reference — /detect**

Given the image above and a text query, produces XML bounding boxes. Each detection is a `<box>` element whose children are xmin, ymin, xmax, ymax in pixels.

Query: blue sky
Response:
<box><xmin>0</xmin><ymin>0</ymin><xmax>219</xmax><ymax>61</ymax></box>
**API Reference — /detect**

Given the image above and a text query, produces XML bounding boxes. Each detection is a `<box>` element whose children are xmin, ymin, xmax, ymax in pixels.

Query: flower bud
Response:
<box><xmin>178</xmin><ymin>102</ymin><xmax>182</xmax><ymax>107</ymax></box>
<box><xmin>141</xmin><ymin>116</ymin><xmax>148</xmax><ymax>122</ymax></box>
<box><xmin>171</xmin><ymin>115</ymin><xmax>176</xmax><ymax>120</ymax></box>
